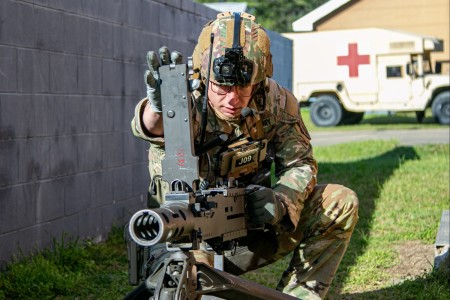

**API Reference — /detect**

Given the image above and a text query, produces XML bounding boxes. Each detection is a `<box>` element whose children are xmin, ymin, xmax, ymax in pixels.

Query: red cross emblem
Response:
<box><xmin>337</xmin><ymin>43</ymin><xmax>370</xmax><ymax>77</ymax></box>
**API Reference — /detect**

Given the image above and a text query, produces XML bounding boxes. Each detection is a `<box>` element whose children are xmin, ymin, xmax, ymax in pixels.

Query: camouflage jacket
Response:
<box><xmin>131</xmin><ymin>78</ymin><xmax>318</xmax><ymax>229</ymax></box>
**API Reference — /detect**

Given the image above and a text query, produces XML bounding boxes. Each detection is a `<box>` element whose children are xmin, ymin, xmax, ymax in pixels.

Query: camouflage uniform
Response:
<box><xmin>131</xmin><ymin>75</ymin><xmax>358</xmax><ymax>298</ymax></box>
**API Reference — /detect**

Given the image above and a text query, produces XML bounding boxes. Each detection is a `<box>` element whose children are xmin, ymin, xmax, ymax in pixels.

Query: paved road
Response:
<box><xmin>310</xmin><ymin>127</ymin><xmax>450</xmax><ymax>147</ymax></box>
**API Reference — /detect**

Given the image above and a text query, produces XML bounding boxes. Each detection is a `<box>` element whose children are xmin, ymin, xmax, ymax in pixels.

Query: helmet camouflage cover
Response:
<box><xmin>192</xmin><ymin>12</ymin><xmax>273</xmax><ymax>86</ymax></box>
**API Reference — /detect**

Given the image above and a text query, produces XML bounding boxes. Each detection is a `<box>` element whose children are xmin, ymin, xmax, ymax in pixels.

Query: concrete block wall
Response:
<box><xmin>0</xmin><ymin>0</ymin><xmax>216</xmax><ymax>263</ymax></box>
<box><xmin>0</xmin><ymin>0</ymin><xmax>292</xmax><ymax>263</ymax></box>
<box><xmin>267</xmin><ymin>29</ymin><xmax>293</xmax><ymax>91</ymax></box>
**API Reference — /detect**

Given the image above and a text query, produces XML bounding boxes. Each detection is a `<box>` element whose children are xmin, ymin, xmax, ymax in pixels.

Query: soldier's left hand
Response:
<box><xmin>245</xmin><ymin>185</ymin><xmax>286</xmax><ymax>225</ymax></box>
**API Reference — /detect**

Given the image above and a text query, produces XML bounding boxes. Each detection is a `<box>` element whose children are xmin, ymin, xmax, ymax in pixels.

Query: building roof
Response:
<box><xmin>292</xmin><ymin>0</ymin><xmax>352</xmax><ymax>31</ymax></box>
<box><xmin>203</xmin><ymin>2</ymin><xmax>248</xmax><ymax>13</ymax></box>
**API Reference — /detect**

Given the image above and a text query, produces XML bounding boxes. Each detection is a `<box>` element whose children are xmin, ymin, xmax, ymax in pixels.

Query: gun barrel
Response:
<box><xmin>128</xmin><ymin>202</ymin><xmax>195</xmax><ymax>246</ymax></box>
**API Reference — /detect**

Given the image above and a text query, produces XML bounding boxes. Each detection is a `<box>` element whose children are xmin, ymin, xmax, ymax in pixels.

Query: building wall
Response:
<box><xmin>0</xmin><ymin>0</ymin><xmax>217</xmax><ymax>263</ymax></box>
<box><xmin>0</xmin><ymin>0</ymin><xmax>292</xmax><ymax>263</ymax></box>
<box><xmin>316</xmin><ymin>0</ymin><xmax>449</xmax><ymax>66</ymax></box>
<box><xmin>267</xmin><ymin>30</ymin><xmax>293</xmax><ymax>91</ymax></box>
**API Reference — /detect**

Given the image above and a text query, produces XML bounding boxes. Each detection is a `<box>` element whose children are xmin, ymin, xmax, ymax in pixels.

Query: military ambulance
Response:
<box><xmin>283</xmin><ymin>28</ymin><xmax>450</xmax><ymax>126</ymax></box>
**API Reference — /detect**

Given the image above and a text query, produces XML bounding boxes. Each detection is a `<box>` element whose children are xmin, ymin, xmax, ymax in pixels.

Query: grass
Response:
<box><xmin>1</xmin><ymin>140</ymin><xmax>449</xmax><ymax>299</ymax></box>
<box><xmin>243</xmin><ymin>141</ymin><xmax>450</xmax><ymax>299</ymax></box>
<box><xmin>0</xmin><ymin>228</ymin><xmax>131</xmax><ymax>299</ymax></box>
<box><xmin>300</xmin><ymin>107</ymin><xmax>445</xmax><ymax>131</ymax></box>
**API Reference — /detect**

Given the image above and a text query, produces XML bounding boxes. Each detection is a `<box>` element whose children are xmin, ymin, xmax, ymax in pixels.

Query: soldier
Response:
<box><xmin>131</xmin><ymin>12</ymin><xmax>359</xmax><ymax>300</ymax></box>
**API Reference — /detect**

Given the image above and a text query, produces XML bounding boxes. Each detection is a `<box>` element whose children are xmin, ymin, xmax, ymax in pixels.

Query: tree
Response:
<box><xmin>195</xmin><ymin>0</ymin><xmax>329</xmax><ymax>32</ymax></box>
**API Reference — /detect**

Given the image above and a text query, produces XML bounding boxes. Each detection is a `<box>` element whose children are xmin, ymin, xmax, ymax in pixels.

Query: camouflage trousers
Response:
<box><xmin>223</xmin><ymin>184</ymin><xmax>359</xmax><ymax>299</ymax></box>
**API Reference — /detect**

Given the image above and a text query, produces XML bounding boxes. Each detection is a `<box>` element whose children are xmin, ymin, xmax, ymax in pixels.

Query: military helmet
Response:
<box><xmin>192</xmin><ymin>12</ymin><xmax>273</xmax><ymax>86</ymax></box>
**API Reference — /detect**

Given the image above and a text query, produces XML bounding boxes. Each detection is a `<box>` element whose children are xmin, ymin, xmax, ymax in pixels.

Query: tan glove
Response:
<box><xmin>145</xmin><ymin>46</ymin><xmax>183</xmax><ymax>112</ymax></box>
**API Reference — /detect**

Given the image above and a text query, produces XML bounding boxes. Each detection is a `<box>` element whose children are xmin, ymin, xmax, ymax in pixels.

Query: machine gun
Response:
<box><xmin>125</xmin><ymin>25</ymin><xmax>296</xmax><ymax>299</ymax></box>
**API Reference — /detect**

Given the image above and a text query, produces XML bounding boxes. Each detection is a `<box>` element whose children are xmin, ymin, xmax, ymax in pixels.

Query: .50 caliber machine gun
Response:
<box><xmin>125</xmin><ymin>24</ymin><xmax>297</xmax><ymax>299</ymax></box>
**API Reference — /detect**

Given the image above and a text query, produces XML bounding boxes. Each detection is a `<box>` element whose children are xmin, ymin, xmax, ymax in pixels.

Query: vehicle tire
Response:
<box><xmin>341</xmin><ymin>111</ymin><xmax>365</xmax><ymax>125</ymax></box>
<box><xmin>310</xmin><ymin>95</ymin><xmax>343</xmax><ymax>127</ymax></box>
<box><xmin>432</xmin><ymin>91</ymin><xmax>450</xmax><ymax>125</ymax></box>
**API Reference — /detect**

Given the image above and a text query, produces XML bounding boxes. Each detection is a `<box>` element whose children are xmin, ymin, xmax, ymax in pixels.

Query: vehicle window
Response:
<box><xmin>386</xmin><ymin>66</ymin><xmax>402</xmax><ymax>78</ymax></box>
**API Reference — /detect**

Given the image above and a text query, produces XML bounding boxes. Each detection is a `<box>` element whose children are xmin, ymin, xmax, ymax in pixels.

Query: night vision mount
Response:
<box><xmin>212</xmin><ymin>12</ymin><xmax>254</xmax><ymax>86</ymax></box>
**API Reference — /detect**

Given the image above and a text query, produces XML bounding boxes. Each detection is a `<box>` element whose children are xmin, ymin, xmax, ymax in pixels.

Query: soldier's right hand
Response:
<box><xmin>145</xmin><ymin>46</ymin><xmax>183</xmax><ymax>112</ymax></box>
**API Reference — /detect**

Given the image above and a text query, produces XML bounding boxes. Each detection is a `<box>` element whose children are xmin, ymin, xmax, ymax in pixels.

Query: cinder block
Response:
<box><xmin>124</xmin><ymin>62</ymin><xmax>142</xmax><ymax>96</ymax></box>
<box><xmin>91</xmin><ymin>96</ymin><xmax>114</xmax><ymax>133</ymax></box>
<box><xmin>101</xmin><ymin>204</ymin><xmax>118</xmax><ymax>232</ymax></box>
<box><xmin>98</xmin><ymin>0</ymin><xmax>123</xmax><ymax>23</ymax></box>
<box><xmin>112</xmin><ymin>25</ymin><xmax>125</xmax><ymax>60</ymax></box>
<box><xmin>33</xmin><ymin>94</ymin><xmax>64</xmax><ymax>137</ymax></box>
<box><xmin>0</xmin><ymin>46</ymin><xmax>18</xmax><ymax>92</ymax></box>
<box><xmin>141</xmin><ymin>1</ymin><xmax>160</xmax><ymax>33</ymax></box>
<box><xmin>86</xmin><ymin>19</ymin><xmax>113</xmax><ymax>58</ymax></box>
<box><xmin>18</xmin><ymin>223</ymin><xmax>53</xmax><ymax>256</ymax></box>
<box><xmin>79</xmin><ymin>0</ymin><xmax>100</xmax><ymax>17</ymax></box>
<box><xmin>159</xmin><ymin>6</ymin><xmax>175</xmax><ymax>37</ymax></box>
<box><xmin>186</xmin><ymin>13</ymin><xmax>204</xmax><ymax>43</ymax></box>
<box><xmin>50</xmin><ymin>136</ymin><xmax>77</xmax><ymax>177</ymax></box>
<box><xmin>113</xmin><ymin>165</ymin><xmax>133</xmax><ymax>202</ymax></box>
<box><xmin>64</xmin><ymin>173</ymin><xmax>91</xmax><ymax>215</ymax></box>
<box><xmin>0</xmin><ymin>140</ymin><xmax>19</xmax><ymax>187</ymax></box>
<box><xmin>64</xmin><ymin>14</ymin><xmax>90</xmax><ymax>54</ymax></box>
<box><xmin>101</xmin><ymin>132</ymin><xmax>124</xmax><ymax>168</ymax></box>
<box><xmin>181</xmin><ymin>0</ymin><xmax>196</xmax><ymax>13</ymax></box>
<box><xmin>124</xmin><ymin>132</ymin><xmax>146</xmax><ymax>165</ymax></box>
<box><xmin>34</xmin><ymin>5</ymin><xmax>64</xmax><ymax>51</ymax></box>
<box><xmin>77</xmin><ymin>134</ymin><xmax>102</xmax><ymax>172</ymax></box>
<box><xmin>124</xmin><ymin>0</ymin><xmax>143</xmax><ymax>29</ymax></box>
<box><xmin>33</xmin><ymin>50</ymin><xmax>51</xmax><ymax>93</ymax></box>
<box><xmin>121</xmin><ymin>96</ymin><xmax>141</xmax><ymax>132</ymax></box>
<box><xmin>90</xmin><ymin>170</ymin><xmax>114</xmax><ymax>208</ymax></box>
<box><xmin>121</xmin><ymin>27</ymin><xmax>141</xmax><ymax>62</ymax></box>
<box><xmin>140</xmin><ymin>33</ymin><xmax>161</xmax><ymax>59</ymax></box>
<box><xmin>0</xmin><ymin>183</ymin><xmax>36</xmax><ymax>233</ymax></box>
<box><xmin>163</xmin><ymin>0</ymin><xmax>182</xmax><ymax>8</ymax></box>
<box><xmin>47</xmin><ymin>213</ymin><xmax>79</xmax><ymax>238</ymax></box>
<box><xmin>1</xmin><ymin>1</ymin><xmax>34</xmax><ymax>47</ymax></box>
<box><xmin>46</xmin><ymin>0</ymin><xmax>86</xmax><ymax>14</ymax></box>
<box><xmin>15</xmin><ymin>183</ymin><xmax>37</xmax><ymax>229</ymax></box>
<box><xmin>36</xmin><ymin>179</ymin><xmax>65</xmax><ymax>222</ymax></box>
<box><xmin>64</xmin><ymin>95</ymin><xmax>91</xmax><ymax>134</ymax></box>
<box><xmin>77</xmin><ymin>209</ymin><xmax>103</xmax><ymax>239</ymax></box>
<box><xmin>0</xmin><ymin>187</ymin><xmax>18</xmax><ymax>233</ymax></box>
<box><xmin>0</xmin><ymin>95</ymin><xmax>33</xmax><ymax>140</ymax></box>
<box><xmin>18</xmin><ymin>137</ymin><xmax>51</xmax><ymax>182</ymax></box>
<box><xmin>17</xmin><ymin>49</ymin><xmax>33</xmax><ymax>93</ymax></box>
<box><xmin>46</xmin><ymin>0</ymin><xmax>72</xmax><ymax>12</ymax></box>
<box><xmin>34</xmin><ymin>0</ymin><xmax>49</xmax><ymax>6</ymax></box>
<box><xmin>119</xmin><ymin>195</ymin><xmax>145</xmax><ymax>220</ymax></box>
<box><xmin>78</xmin><ymin>56</ymin><xmax>102</xmax><ymax>95</ymax></box>
<box><xmin>50</xmin><ymin>53</ymin><xmax>78</xmax><ymax>94</ymax></box>
<box><xmin>0</xmin><ymin>231</ymin><xmax>20</xmax><ymax>262</ymax></box>
<box><xmin>102</xmin><ymin>58</ymin><xmax>125</xmax><ymax>95</ymax></box>
<box><xmin>132</xmin><ymin>163</ymin><xmax>150</xmax><ymax>195</ymax></box>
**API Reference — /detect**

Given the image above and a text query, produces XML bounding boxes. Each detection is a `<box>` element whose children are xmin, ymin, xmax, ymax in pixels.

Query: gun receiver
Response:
<box><xmin>129</xmin><ymin>187</ymin><xmax>246</xmax><ymax>247</ymax></box>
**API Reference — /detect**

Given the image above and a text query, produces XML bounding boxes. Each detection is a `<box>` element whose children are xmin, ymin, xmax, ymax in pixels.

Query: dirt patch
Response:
<box><xmin>386</xmin><ymin>240</ymin><xmax>435</xmax><ymax>284</ymax></box>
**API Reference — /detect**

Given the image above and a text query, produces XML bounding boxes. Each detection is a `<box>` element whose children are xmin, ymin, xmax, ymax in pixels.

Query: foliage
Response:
<box><xmin>0</xmin><ymin>227</ymin><xmax>131</xmax><ymax>300</ymax></box>
<box><xmin>243</xmin><ymin>141</ymin><xmax>450</xmax><ymax>299</ymax></box>
<box><xmin>1</xmin><ymin>140</ymin><xmax>448</xmax><ymax>299</ymax></box>
<box><xmin>194</xmin><ymin>0</ymin><xmax>329</xmax><ymax>32</ymax></box>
